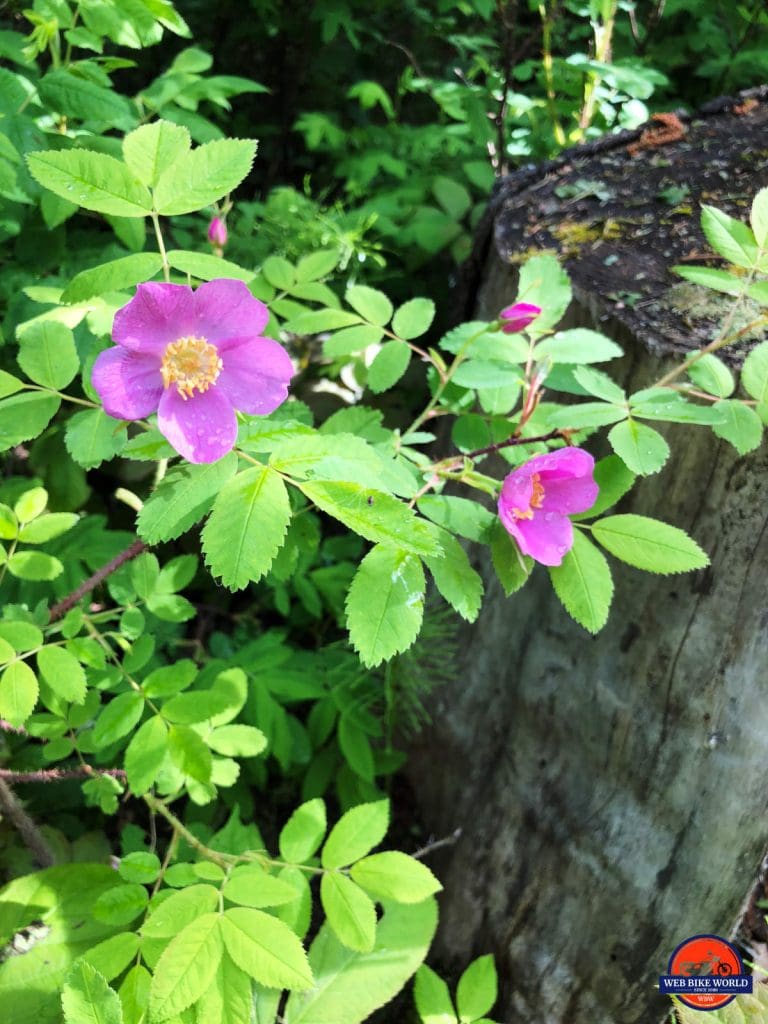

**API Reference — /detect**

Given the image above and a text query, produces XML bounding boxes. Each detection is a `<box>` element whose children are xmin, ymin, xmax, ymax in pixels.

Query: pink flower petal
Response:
<box><xmin>515</xmin><ymin>512</ymin><xmax>574</xmax><ymax>566</ymax></box>
<box><xmin>541</xmin><ymin>474</ymin><xmax>599</xmax><ymax>515</ymax></box>
<box><xmin>91</xmin><ymin>347</ymin><xmax>163</xmax><ymax>419</ymax></box>
<box><xmin>499</xmin><ymin>470</ymin><xmax>535</xmax><ymax>520</ymax></box>
<box><xmin>192</xmin><ymin>280</ymin><xmax>269</xmax><ymax>345</ymax></box>
<box><xmin>500</xmin><ymin>302</ymin><xmax>541</xmax><ymax>334</ymax></box>
<box><xmin>216</xmin><ymin>337</ymin><xmax>294</xmax><ymax>414</ymax></box>
<box><xmin>538</xmin><ymin>446</ymin><xmax>595</xmax><ymax>481</ymax></box>
<box><xmin>112</xmin><ymin>283</ymin><xmax>195</xmax><ymax>353</ymax></box>
<box><xmin>157</xmin><ymin>386</ymin><xmax>237</xmax><ymax>464</ymax></box>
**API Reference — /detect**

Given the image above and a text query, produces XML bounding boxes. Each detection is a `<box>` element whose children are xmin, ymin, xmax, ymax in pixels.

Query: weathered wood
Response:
<box><xmin>408</xmin><ymin>95</ymin><xmax>768</xmax><ymax>1023</ymax></box>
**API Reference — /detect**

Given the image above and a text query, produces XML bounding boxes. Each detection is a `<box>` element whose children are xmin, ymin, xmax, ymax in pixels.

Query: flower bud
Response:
<box><xmin>499</xmin><ymin>301</ymin><xmax>541</xmax><ymax>334</ymax></box>
<box><xmin>207</xmin><ymin>216</ymin><xmax>228</xmax><ymax>249</ymax></box>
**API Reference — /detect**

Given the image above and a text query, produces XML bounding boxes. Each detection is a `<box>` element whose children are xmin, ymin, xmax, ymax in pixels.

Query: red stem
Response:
<box><xmin>48</xmin><ymin>539</ymin><xmax>148</xmax><ymax>622</ymax></box>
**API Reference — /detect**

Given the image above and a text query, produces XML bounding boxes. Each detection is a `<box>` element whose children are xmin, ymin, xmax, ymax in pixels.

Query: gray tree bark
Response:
<box><xmin>407</xmin><ymin>252</ymin><xmax>768</xmax><ymax>1023</ymax></box>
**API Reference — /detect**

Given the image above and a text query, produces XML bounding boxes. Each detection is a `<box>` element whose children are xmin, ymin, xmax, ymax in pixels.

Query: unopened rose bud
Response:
<box><xmin>208</xmin><ymin>216</ymin><xmax>228</xmax><ymax>249</ymax></box>
<box><xmin>499</xmin><ymin>301</ymin><xmax>541</xmax><ymax>334</ymax></box>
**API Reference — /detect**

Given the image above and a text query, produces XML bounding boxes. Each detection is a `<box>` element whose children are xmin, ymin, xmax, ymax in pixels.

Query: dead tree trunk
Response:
<box><xmin>407</xmin><ymin>92</ymin><xmax>768</xmax><ymax>1024</ymax></box>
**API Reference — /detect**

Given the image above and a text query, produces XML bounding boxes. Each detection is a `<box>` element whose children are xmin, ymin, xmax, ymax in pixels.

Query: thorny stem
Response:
<box><xmin>48</xmin><ymin>538</ymin><xmax>148</xmax><ymax>622</ymax></box>
<box><xmin>655</xmin><ymin>313</ymin><xmax>768</xmax><ymax>388</ymax></box>
<box><xmin>0</xmin><ymin>767</ymin><xmax>127</xmax><ymax>784</ymax></box>
<box><xmin>412</xmin><ymin>828</ymin><xmax>462</xmax><ymax>861</ymax></box>
<box><xmin>0</xmin><ymin>777</ymin><xmax>55</xmax><ymax>867</ymax></box>
<box><xmin>151</xmin><ymin>211</ymin><xmax>171</xmax><ymax>283</ymax></box>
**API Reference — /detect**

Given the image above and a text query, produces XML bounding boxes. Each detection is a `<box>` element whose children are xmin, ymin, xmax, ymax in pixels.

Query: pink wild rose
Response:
<box><xmin>92</xmin><ymin>279</ymin><xmax>293</xmax><ymax>464</ymax></box>
<box><xmin>499</xmin><ymin>301</ymin><xmax>541</xmax><ymax>334</ymax></box>
<box><xmin>498</xmin><ymin>447</ymin><xmax>598</xmax><ymax>566</ymax></box>
<box><xmin>208</xmin><ymin>216</ymin><xmax>228</xmax><ymax>248</ymax></box>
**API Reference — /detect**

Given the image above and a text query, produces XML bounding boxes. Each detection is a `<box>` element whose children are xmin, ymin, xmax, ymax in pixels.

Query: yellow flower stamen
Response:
<box><xmin>160</xmin><ymin>336</ymin><xmax>222</xmax><ymax>400</ymax></box>
<box><xmin>512</xmin><ymin>472</ymin><xmax>545</xmax><ymax>520</ymax></box>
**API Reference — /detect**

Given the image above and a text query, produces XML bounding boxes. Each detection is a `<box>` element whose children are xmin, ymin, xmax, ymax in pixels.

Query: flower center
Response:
<box><xmin>512</xmin><ymin>472</ymin><xmax>545</xmax><ymax>520</ymax></box>
<box><xmin>160</xmin><ymin>336</ymin><xmax>222</xmax><ymax>400</ymax></box>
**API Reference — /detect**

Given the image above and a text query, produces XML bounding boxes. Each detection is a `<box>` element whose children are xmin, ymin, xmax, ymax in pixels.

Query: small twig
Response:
<box><xmin>0</xmin><ymin>777</ymin><xmax>55</xmax><ymax>866</ymax></box>
<box><xmin>0</xmin><ymin>767</ymin><xmax>127</xmax><ymax>784</ymax></box>
<box><xmin>48</xmin><ymin>539</ymin><xmax>148</xmax><ymax>622</ymax></box>
<box><xmin>462</xmin><ymin>428</ymin><xmax>564</xmax><ymax>461</ymax></box>
<box><xmin>412</xmin><ymin>828</ymin><xmax>463</xmax><ymax>860</ymax></box>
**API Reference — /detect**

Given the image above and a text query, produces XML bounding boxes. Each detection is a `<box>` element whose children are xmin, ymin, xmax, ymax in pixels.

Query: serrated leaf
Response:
<box><xmin>417</xmin><ymin>495</ymin><xmax>495</xmax><ymax>543</ymax></box>
<box><xmin>572</xmin><ymin>455</ymin><xmax>634</xmax><ymax>521</ymax></box>
<box><xmin>0</xmin><ymin>371</ymin><xmax>23</xmax><ymax>400</ymax></box>
<box><xmin>202</xmin><ymin>466</ymin><xmax>290</xmax><ymax>590</ymax></box>
<box><xmin>119</xmin><ymin>964</ymin><xmax>150</xmax><ymax>1024</ymax></box>
<box><xmin>751</xmin><ymin>186</ymin><xmax>768</xmax><ymax>248</ymax></box>
<box><xmin>222</xmin><ymin>866</ymin><xmax>299</xmax><ymax>909</ymax></box>
<box><xmin>741</xmin><ymin>340</ymin><xmax>768</xmax><ymax>420</ymax></box>
<box><xmin>608</xmin><ymin>418</ymin><xmax>669</xmax><ymax>475</ymax></box>
<box><xmin>424</xmin><ymin>533</ymin><xmax>483</xmax><ymax>622</ymax></box>
<box><xmin>137</xmin><ymin>453</ymin><xmax>238</xmax><ymax>543</ymax></box>
<box><xmin>62</xmin><ymin>254</ymin><xmax>163</xmax><ymax>304</ymax></box>
<box><xmin>414</xmin><ymin>965</ymin><xmax>457</xmax><ymax>1024</ymax></box>
<box><xmin>350</xmin><ymin>852</ymin><xmax>441</xmax><ymax>904</ymax></box>
<box><xmin>220</xmin><ymin>907</ymin><xmax>314</xmax><ymax>990</ymax></box>
<box><xmin>321</xmin><ymin>800</ymin><xmax>389</xmax><ymax>869</ymax></box>
<box><xmin>18</xmin><ymin>321</ymin><xmax>79</xmax><ymax>390</ymax></box>
<box><xmin>548</xmin><ymin>531</ymin><xmax>612</xmax><ymax>633</ymax></box>
<box><xmin>18</xmin><ymin>512</ymin><xmax>78</xmax><ymax>543</ymax></box>
<box><xmin>65</xmin><ymin>409</ymin><xmax>127</xmax><ymax>469</ymax></box>
<box><xmin>118</xmin><ymin>852</ymin><xmax>160</xmax><ymax>885</ymax></box>
<box><xmin>37</xmin><ymin>646</ymin><xmax>86</xmax><ymax>704</ymax></box>
<box><xmin>280</xmin><ymin>799</ymin><xmax>327</xmax><ymax>863</ymax></box>
<box><xmin>153</xmin><ymin>138</ymin><xmax>257</xmax><ymax>215</ymax></box>
<box><xmin>391</xmin><ymin>298</ymin><xmax>435</xmax><ymax>340</ymax></box>
<box><xmin>286</xmin><ymin>309</ymin><xmax>363</xmax><ymax>334</ymax></box>
<box><xmin>591</xmin><ymin>514</ymin><xmax>709</xmax><ymax>574</ymax></box>
<box><xmin>61</xmin><ymin>961</ymin><xmax>123</xmax><ymax>1024</ymax></box>
<box><xmin>323</xmin><ymin>324</ymin><xmax>383</xmax><ymax>358</ymax></box>
<box><xmin>27</xmin><ymin>150</ymin><xmax>152</xmax><ymax>217</ymax></box>
<box><xmin>92</xmin><ymin>883</ymin><xmax>148</xmax><ymax>927</ymax></box>
<box><xmin>711</xmin><ymin>399</ymin><xmax>763</xmax><ymax>454</ymax></box>
<box><xmin>167</xmin><ymin>249</ymin><xmax>254</xmax><ymax>282</ymax></box>
<box><xmin>262</xmin><ymin>256</ymin><xmax>295</xmax><ymax>290</ymax></box>
<box><xmin>456</xmin><ymin>955</ymin><xmax>497</xmax><ymax>1023</ymax></box>
<box><xmin>516</xmin><ymin>255</ymin><xmax>571</xmax><ymax>331</ymax></box>
<box><xmin>92</xmin><ymin>691</ymin><xmax>144</xmax><ymax>749</ymax></box>
<box><xmin>0</xmin><ymin>661</ymin><xmax>38</xmax><ymax>727</ymax></box>
<box><xmin>338</xmin><ymin>715</ymin><xmax>375</xmax><ymax>781</ymax></box>
<box><xmin>489</xmin><ymin>520</ymin><xmax>532</xmax><ymax>596</ymax></box>
<box><xmin>122</xmin><ymin>120</ymin><xmax>191</xmax><ymax>188</ymax></box>
<box><xmin>295</xmin><ymin>249</ymin><xmax>339</xmax><ymax>283</ymax></box>
<box><xmin>168</xmin><ymin>723</ymin><xmax>212</xmax><ymax>783</ymax></box>
<box><xmin>550</xmin><ymin>401</ymin><xmax>627</xmax><ymax>430</ymax></box>
<box><xmin>142</xmin><ymin>885</ymin><xmax>219</xmax><ymax>939</ymax></box>
<box><xmin>673</xmin><ymin>265</ymin><xmax>746</xmax><ymax>296</ymax></box>
<box><xmin>39</xmin><ymin>69</ymin><xmax>134</xmax><ymax>129</ymax></box>
<box><xmin>686</xmin><ymin>354</ymin><xmax>735</xmax><ymax>398</ymax></box>
<box><xmin>321</xmin><ymin>873</ymin><xmax>376</xmax><ymax>953</ymax></box>
<box><xmin>195</xmin><ymin>950</ymin><xmax>252</xmax><ymax>1024</ymax></box>
<box><xmin>148</xmin><ymin>913</ymin><xmax>223</xmax><ymax>1020</ymax></box>
<box><xmin>572</xmin><ymin>365</ymin><xmax>626</xmax><ymax>404</ymax></box>
<box><xmin>80</xmin><ymin>932</ymin><xmax>141</xmax><ymax>983</ymax></box>
<box><xmin>7</xmin><ymin>550</ymin><xmax>63</xmax><ymax>580</ymax></box>
<box><xmin>346</xmin><ymin>546</ymin><xmax>425</xmax><ymax>667</ymax></box>
<box><xmin>300</xmin><ymin>481</ymin><xmax>439</xmax><ymax>557</ymax></box>
<box><xmin>536</xmin><ymin>329</ymin><xmax>622</xmax><ymax>364</ymax></box>
<box><xmin>367</xmin><ymin>342</ymin><xmax>411</xmax><ymax>393</ymax></box>
<box><xmin>124</xmin><ymin>715</ymin><xmax>167</xmax><ymax>794</ymax></box>
<box><xmin>701</xmin><ymin>204</ymin><xmax>758</xmax><ymax>269</ymax></box>
<box><xmin>346</xmin><ymin>286</ymin><xmax>392</xmax><ymax>327</ymax></box>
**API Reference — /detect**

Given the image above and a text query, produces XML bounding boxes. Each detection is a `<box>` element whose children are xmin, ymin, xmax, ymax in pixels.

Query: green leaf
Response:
<box><xmin>673</xmin><ymin>265</ymin><xmax>745</xmax><ymax>296</ymax></box>
<box><xmin>124</xmin><ymin>715</ymin><xmax>168</xmax><ymax>794</ymax></box>
<box><xmin>285</xmin><ymin>309</ymin><xmax>363</xmax><ymax>334</ymax></box>
<box><xmin>153</xmin><ymin>138</ymin><xmax>257</xmax><ymax>215</ymax></box>
<box><xmin>208</xmin><ymin>724</ymin><xmax>267</xmax><ymax>757</ymax></box>
<box><xmin>122</xmin><ymin>120</ymin><xmax>191</xmax><ymax>188</ymax></box>
<box><xmin>321</xmin><ymin>800</ymin><xmax>389</xmax><ymax>869</ymax></box>
<box><xmin>0</xmin><ymin>620</ymin><xmax>43</xmax><ymax>651</ymax></box>
<box><xmin>222</xmin><ymin>866</ymin><xmax>299</xmax><ymax>909</ymax></box>
<box><xmin>424</xmin><ymin>533</ymin><xmax>483</xmax><ymax>622</ymax></box>
<box><xmin>92</xmin><ymin>691</ymin><xmax>144</xmax><ymax>749</ymax></box>
<box><xmin>346</xmin><ymin>546</ymin><xmax>425</xmax><ymax>668</ymax></box>
<box><xmin>489</xmin><ymin>520</ymin><xmax>532</xmax><ymax>596</ymax></box>
<box><xmin>220</xmin><ymin>907</ymin><xmax>314</xmax><ymax>990</ymax></box>
<box><xmin>61</xmin><ymin>961</ymin><xmax>123</xmax><ymax>1024</ymax></box>
<box><xmin>701</xmin><ymin>204</ymin><xmax>758</xmax><ymax>269</ymax></box>
<box><xmin>142</xmin><ymin>660</ymin><xmax>197</xmax><ymax>698</ymax></box>
<box><xmin>751</xmin><ymin>186</ymin><xmax>768</xmax><ymax>248</ymax></box>
<box><xmin>742</xmin><ymin>340</ymin><xmax>768</xmax><ymax>420</ymax></box>
<box><xmin>321</xmin><ymin>873</ymin><xmax>377</xmax><ymax>953</ymax></box>
<box><xmin>572</xmin><ymin>365</ymin><xmax>626</xmax><ymax>404</ymax></box>
<box><xmin>350</xmin><ymin>852</ymin><xmax>441</xmax><ymax>904</ymax></box>
<box><xmin>262</xmin><ymin>256</ymin><xmax>295</xmax><ymax>290</ymax></box>
<box><xmin>37</xmin><ymin>646</ymin><xmax>86</xmax><ymax>704</ymax></box>
<box><xmin>550</xmin><ymin>402</ymin><xmax>627</xmax><ymax>430</ymax></box>
<box><xmin>456</xmin><ymin>955</ymin><xmax>497</xmax><ymax>1023</ymax></box>
<box><xmin>711</xmin><ymin>399</ymin><xmax>763</xmax><ymax>454</ymax></box>
<box><xmin>536</xmin><ymin>329</ymin><xmax>622</xmax><ymax>364</ymax></box>
<box><xmin>18</xmin><ymin>321</ymin><xmax>79</xmax><ymax>391</ymax></box>
<box><xmin>39</xmin><ymin>69</ymin><xmax>134</xmax><ymax>129</ymax></box>
<box><xmin>201</xmin><ymin>466</ymin><xmax>291</xmax><ymax>590</ymax></box>
<box><xmin>628</xmin><ymin>390</ymin><xmax>725</xmax><ymax>425</ymax></box>
<box><xmin>118</xmin><ymin>852</ymin><xmax>161</xmax><ymax>885</ymax></box>
<box><xmin>142</xmin><ymin>885</ymin><xmax>219</xmax><ymax>938</ymax></box>
<box><xmin>168</xmin><ymin>723</ymin><xmax>212</xmax><ymax>783</ymax></box>
<box><xmin>7</xmin><ymin>551</ymin><xmax>63</xmax><ymax>580</ymax></box>
<box><xmin>367</xmin><ymin>342</ymin><xmax>411</xmax><ymax>393</ymax></box>
<box><xmin>432</xmin><ymin>176</ymin><xmax>471</xmax><ymax>219</ymax></box>
<box><xmin>92</xmin><ymin>884</ymin><xmax>148</xmax><ymax>927</ymax></box>
<box><xmin>62</xmin><ymin>254</ymin><xmax>163</xmax><ymax>304</ymax></box>
<box><xmin>300</xmin><ymin>481</ymin><xmax>439</xmax><ymax>557</ymax></box>
<box><xmin>323</xmin><ymin>325</ymin><xmax>383</xmax><ymax>358</ymax></box>
<box><xmin>26</xmin><ymin>150</ymin><xmax>152</xmax><ymax>217</ymax></box>
<box><xmin>166</xmin><ymin>249</ymin><xmax>254</xmax><ymax>282</ymax></box>
<box><xmin>195</xmin><ymin>951</ymin><xmax>253</xmax><ymax>1024</ymax></box>
<box><xmin>346</xmin><ymin>286</ymin><xmax>393</xmax><ymax>327</ymax></box>
<box><xmin>685</xmin><ymin>354</ymin><xmax>735</xmax><ymax>398</ymax></box>
<box><xmin>15</xmin><ymin>487</ymin><xmax>48</xmax><ymax>523</ymax></box>
<box><xmin>0</xmin><ymin>661</ymin><xmax>39</xmax><ymax>727</ymax></box>
<box><xmin>338</xmin><ymin>715</ymin><xmax>375</xmax><ymax>781</ymax></box>
<box><xmin>608</xmin><ymin>419</ymin><xmax>669</xmax><ymax>475</ymax></box>
<box><xmin>148</xmin><ymin>913</ymin><xmax>223</xmax><ymax>1020</ymax></box>
<box><xmin>391</xmin><ymin>298</ymin><xmax>435</xmax><ymax>340</ymax></box>
<box><xmin>295</xmin><ymin>250</ymin><xmax>339</xmax><ymax>283</ymax></box>
<box><xmin>515</xmin><ymin>255</ymin><xmax>571</xmax><ymax>331</ymax></box>
<box><xmin>572</xmin><ymin>455</ymin><xmax>634</xmax><ymax>521</ymax></box>
<box><xmin>414</xmin><ymin>965</ymin><xmax>457</xmax><ymax>1024</ymax></box>
<box><xmin>451</xmin><ymin>360</ymin><xmax>522</xmax><ymax>389</ymax></box>
<box><xmin>417</xmin><ymin>495</ymin><xmax>495</xmax><ymax>543</ymax></box>
<box><xmin>0</xmin><ymin>389</ymin><xmax>60</xmax><ymax>450</ymax></box>
<box><xmin>283</xmin><ymin>899</ymin><xmax>438</xmax><ymax>1024</ymax></box>
<box><xmin>280</xmin><ymin>798</ymin><xmax>327</xmax><ymax>863</ymax></box>
<box><xmin>548</xmin><ymin>531</ymin><xmax>613</xmax><ymax>634</ymax></box>
<box><xmin>65</xmin><ymin>409</ymin><xmax>126</xmax><ymax>469</ymax></box>
<box><xmin>80</xmin><ymin>932</ymin><xmax>141</xmax><ymax>983</ymax></box>
<box><xmin>119</xmin><ymin>965</ymin><xmax>150</xmax><ymax>1024</ymax></box>
<box><xmin>591</xmin><ymin>514</ymin><xmax>709</xmax><ymax>574</ymax></box>
<box><xmin>18</xmin><ymin>512</ymin><xmax>78</xmax><ymax>543</ymax></box>
<box><xmin>0</xmin><ymin>371</ymin><xmax>23</xmax><ymax>399</ymax></box>
<box><xmin>137</xmin><ymin>453</ymin><xmax>238</xmax><ymax>543</ymax></box>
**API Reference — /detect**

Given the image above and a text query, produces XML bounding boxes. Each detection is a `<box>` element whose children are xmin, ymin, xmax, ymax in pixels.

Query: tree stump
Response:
<box><xmin>408</xmin><ymin>90</ymin><xmax>768</xmax><ymax>1023</ymax></box>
